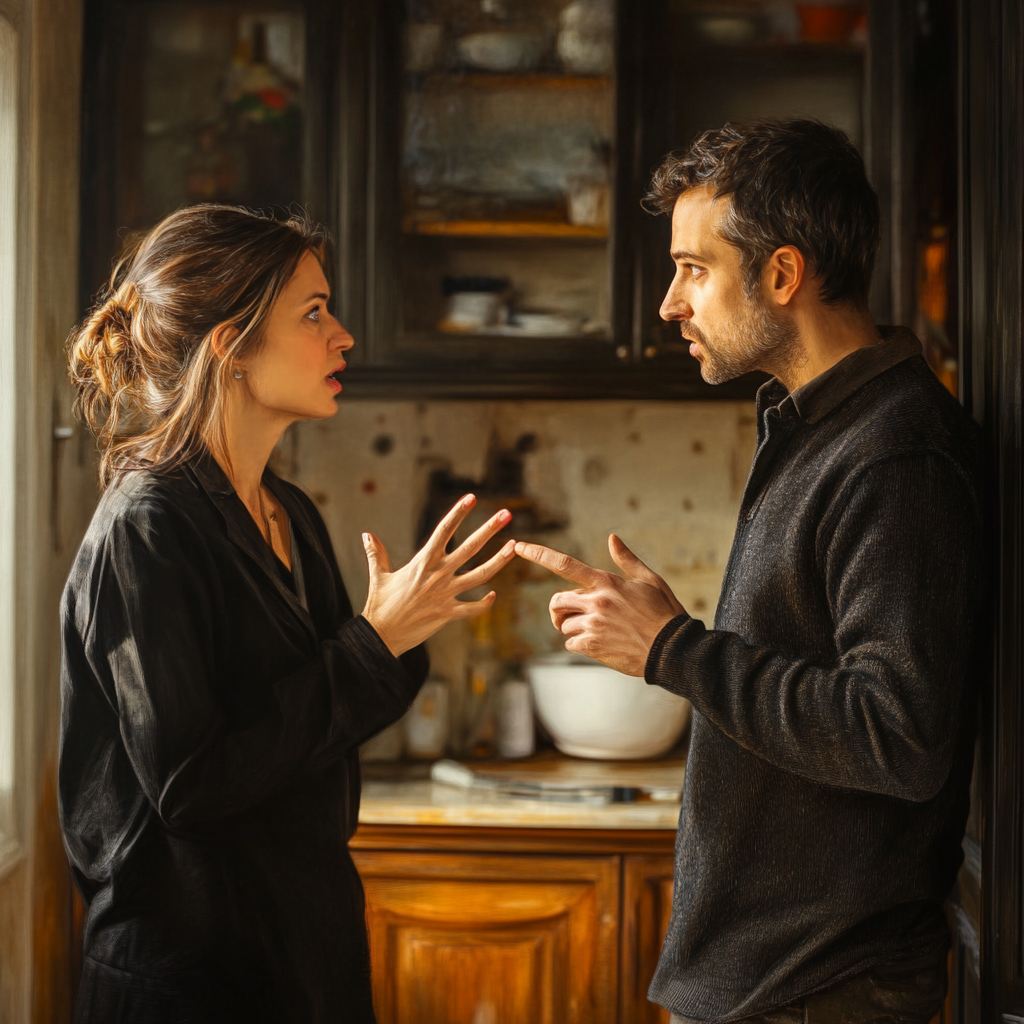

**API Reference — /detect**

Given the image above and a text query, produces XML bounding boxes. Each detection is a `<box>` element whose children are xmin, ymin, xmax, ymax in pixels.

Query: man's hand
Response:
<box><xmin>514</xmin><ymin>534</ymin><xmax>687</xmax><ymax>677</ymax></box>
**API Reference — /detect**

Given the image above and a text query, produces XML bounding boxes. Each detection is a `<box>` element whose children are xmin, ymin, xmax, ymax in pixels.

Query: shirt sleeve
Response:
<box><xmin>88</xmin><ymin>502</ymin><xmax>423</xmax><ymax>828</ymax></box>
<box><xmin>645</xmin><ymin>451</ymin><xmax>983</xmax><ymax>802</ymax></box>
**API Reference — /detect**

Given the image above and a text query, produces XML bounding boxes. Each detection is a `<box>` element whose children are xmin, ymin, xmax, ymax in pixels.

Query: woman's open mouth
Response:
<box><xmin>326</xmin><ymin>364</ymin><xmax>346</xmax><ymax>393</ymax></box>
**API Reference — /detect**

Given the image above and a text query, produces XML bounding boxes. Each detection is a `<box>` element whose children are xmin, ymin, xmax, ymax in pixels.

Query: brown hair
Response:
<box><xmin>69</xmin><ymin>204</ymin><xmax>329</xmax><ymax>488</ymax></box>
<box><xmin>644</xmin><ymin>119</ymin><xmax>881</xmax><ymax>308</ymax></box>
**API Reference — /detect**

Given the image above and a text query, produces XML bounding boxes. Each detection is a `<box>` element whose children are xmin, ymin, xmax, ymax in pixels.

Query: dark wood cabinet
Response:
<box><xmin>79</xmin><ymin>0</ymin><xmax>917</xmax><ymax>400</ymax></box>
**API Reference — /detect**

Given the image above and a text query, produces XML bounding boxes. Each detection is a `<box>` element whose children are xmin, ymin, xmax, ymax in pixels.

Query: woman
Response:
<box><xmin>59</xmin><ymin>205</ymin><xmax>514</xmax><ymax>1023</ymax></box>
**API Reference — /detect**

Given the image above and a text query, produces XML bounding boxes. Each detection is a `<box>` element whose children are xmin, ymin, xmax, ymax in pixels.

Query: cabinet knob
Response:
<box><xmin>644</xmin><ymin>345</ymin><xmax>658</xmax><ymax>359</ymax></box>
<box><xmin>615</xmin><ymin>345</ymin><xmax>629</xmax><ymax>360</ymax></box>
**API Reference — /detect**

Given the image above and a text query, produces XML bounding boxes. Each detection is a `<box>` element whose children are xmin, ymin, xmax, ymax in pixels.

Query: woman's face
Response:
<box><xmin>241</xmin><ymin>251</ymin><xmax>353</xmax><ymax>422</ymax></box>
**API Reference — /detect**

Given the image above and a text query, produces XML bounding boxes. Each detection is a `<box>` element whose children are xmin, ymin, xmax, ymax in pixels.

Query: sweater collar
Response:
<box><xmin>756</xmin><ymin>326</ymin><xmax>923</xmax><ymax>425</ymax></box>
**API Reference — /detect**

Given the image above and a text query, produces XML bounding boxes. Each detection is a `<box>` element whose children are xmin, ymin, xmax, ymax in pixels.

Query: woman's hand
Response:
<box><xmin>361</xmin><ymin>494</ymin><xmax>515</xmax><ymax>657</ymax></box>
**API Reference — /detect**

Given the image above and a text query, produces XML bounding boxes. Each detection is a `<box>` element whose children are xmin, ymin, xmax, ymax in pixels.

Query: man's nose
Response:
<box><xmin>659</xmin><ymin>282</ymin><xmax>693</xmax><ymax>323</ymax></box>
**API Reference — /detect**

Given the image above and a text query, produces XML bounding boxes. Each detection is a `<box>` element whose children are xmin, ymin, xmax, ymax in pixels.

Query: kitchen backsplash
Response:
<box><xmin>280</xmin><ymin>398</ymin><xmax>756</xmax><ymax>692</ymax></box>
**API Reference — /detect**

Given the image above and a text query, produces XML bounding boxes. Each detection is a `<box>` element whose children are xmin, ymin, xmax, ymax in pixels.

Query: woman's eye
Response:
<box><xmin>306</xmin><ymin>306</ymin><xmax>320</xmax><ymax>322</ymax></box>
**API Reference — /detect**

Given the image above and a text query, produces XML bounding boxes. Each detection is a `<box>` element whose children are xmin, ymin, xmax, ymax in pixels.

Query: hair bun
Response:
<box><xmin>68</xmin><ymin>286</ymin><xmax>144</xmax><ymax>441</ymax></box>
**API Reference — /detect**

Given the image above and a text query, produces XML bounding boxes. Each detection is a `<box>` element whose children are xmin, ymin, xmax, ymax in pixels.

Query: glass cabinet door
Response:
<box><xmin>81</xmin><ymin>0</ymin><xmax>330</xmax><ymax>299</ymax></box>
<box><xmin>363</xmin><ymin>0</ymin><xmax>624</xmax><ymax>371</ymax></box>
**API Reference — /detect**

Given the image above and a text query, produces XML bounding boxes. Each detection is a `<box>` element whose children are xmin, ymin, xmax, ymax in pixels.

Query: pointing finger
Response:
<box><xmin>514</xmin><ymin>542</ymin><xmax>605</xmax><ymax>586</ymax></box>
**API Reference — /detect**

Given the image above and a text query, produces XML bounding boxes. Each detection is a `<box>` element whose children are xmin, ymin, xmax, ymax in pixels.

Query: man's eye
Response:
<box><xmin>306</xmin><ymin>307</ymin><xmax>320</xmax><ymax>322</ymax></box>
<box><xmin>689</xmin><ymin>265</ymin><xmax>705</xmax><ymax>279</ymax></box>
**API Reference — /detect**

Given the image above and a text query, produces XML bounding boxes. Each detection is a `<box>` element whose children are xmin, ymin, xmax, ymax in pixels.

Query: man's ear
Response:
<box><xmin>209</xmin><ymin>322</ymin><xmax>240</xmax><ymax>368</ymax></box>
<box><xmin>765</xmin><ymin>245</ymin><xmax>805</xmax><ymax>308</ymax></box>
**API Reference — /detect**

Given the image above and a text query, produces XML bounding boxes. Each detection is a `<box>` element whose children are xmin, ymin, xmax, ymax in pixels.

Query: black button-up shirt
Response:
<box><xmin>646</xmin><ymin>328</ymin><xmax>984</xmax><ymax>1022</ymax></box>
<box><xmin>59</xmin><ymin>453</ymin><xmax>427</xmax><ymax>1022</ymax></box>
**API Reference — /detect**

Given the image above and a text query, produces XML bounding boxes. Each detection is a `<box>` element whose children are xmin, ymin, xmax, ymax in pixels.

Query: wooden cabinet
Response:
<box><xmin>351</xmin><ymin>824</ymin><xmax>676</xmax><ymax>1024</ymax></box>
<box><xmin>354</xmin><ymin>850</ymin><xmax>619</xmax><ymax>1024</ymax></box>
<box><xmin>620</xmin><ymin>855</ymin><xmax>675</xmax><ymax>1024</ymax></box>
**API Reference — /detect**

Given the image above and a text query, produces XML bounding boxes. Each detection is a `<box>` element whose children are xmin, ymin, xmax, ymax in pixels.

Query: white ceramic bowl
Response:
<box><xmin>456</xmin><ymin>32</ymin><xmax>542</xmax><ymax>72</ymax></box>
<box><xmin>528</xmin><ymin>654</ymin><xmax>690</xmax><ymax>760</ymax></box>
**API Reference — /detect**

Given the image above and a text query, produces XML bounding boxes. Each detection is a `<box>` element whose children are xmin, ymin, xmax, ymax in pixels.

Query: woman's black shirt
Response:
<box><xmin>58</xmin><ymin>452</ymin><xmax>427</xmax><ymax>1022</ymax></box>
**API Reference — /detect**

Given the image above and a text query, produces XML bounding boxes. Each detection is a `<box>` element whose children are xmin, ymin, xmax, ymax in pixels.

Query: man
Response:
<box><xmin>516</xmin><ymin>120</ymin><xmax>983</xmax><ymax>1023</ymax></box>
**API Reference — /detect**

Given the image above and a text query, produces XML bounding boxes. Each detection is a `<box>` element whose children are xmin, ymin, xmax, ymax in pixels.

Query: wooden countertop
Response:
<box><xmin>358</xmin><ymin>750</ymin><xmax>685</xmax><ymax>830</ymax></box>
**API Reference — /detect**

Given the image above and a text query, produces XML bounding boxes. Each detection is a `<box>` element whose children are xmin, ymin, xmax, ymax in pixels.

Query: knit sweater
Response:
<box><xmin>646</xmin><ymin>328</ymin><xmax>984</xmax><ymax>1022</ymax></box>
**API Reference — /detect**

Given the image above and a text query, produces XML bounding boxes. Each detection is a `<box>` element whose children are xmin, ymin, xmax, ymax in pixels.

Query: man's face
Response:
<box><xmin>659</xmin><ymin>186</ymin><xmax>796</xmax><ymax>385</ymax></box>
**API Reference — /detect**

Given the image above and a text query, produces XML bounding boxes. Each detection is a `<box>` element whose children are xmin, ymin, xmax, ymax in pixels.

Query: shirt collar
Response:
<box><xmin>187</xmin><ymin>449</ymin><xmax>324</xmax><ymax>637</ymax></box>
<box><xmin>756</xmin><ymin>326</ymin><xmax>923</xmax><ymax>425</ymax></box>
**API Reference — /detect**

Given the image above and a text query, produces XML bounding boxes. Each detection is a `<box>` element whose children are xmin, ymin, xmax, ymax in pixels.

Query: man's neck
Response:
<box><xmin>769</xmin><ymin>303</ymin><xmax>880</xmax><ymax>394</ymax></box>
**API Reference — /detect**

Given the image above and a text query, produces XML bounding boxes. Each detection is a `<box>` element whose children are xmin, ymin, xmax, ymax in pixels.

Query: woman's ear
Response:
<box><xmin>209</xmin><ymin>323</ymin><xmax>240</xmax><ymax>368</ymax></box>
<box><xmin>766</xmin><ymin>245</ymin><xmax>805</xmax><ymax>308</ymax></box>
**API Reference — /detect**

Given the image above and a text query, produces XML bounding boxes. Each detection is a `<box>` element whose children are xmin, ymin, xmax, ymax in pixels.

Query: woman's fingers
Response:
<box><xmin>451</xmin><ymin>539</ymin><xmax>516</xmax><ymax>592</ymax></box>
<box><xmin>448</xmin><ymin>508</ymin><xmax>513</xmax><ymax>568</ymax></box>
<box><xmin>449</xmin><ymin>592</ymin><xmax>498</xmax><ymax>618</ymax></box>
<box><xmin>362</xmin><ymin>532</ymin><xmax>393</xmax><ymax>578</ymax></box>
<box><xmin>422</xmin><ymin>495</ymin><xmax>477</xmax><ymax>561</ymax></box>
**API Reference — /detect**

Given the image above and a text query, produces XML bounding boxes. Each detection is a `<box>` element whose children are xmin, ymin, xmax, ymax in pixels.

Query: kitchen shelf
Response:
<box><xmin>405</xmin><ymin>219</ymin><xmax>608</xmax><ymax>239</ymax></box>
<box><xmin>411</xmin><ymin>72</ymin><xmax>612</xmax><ymax>91</ymax></box>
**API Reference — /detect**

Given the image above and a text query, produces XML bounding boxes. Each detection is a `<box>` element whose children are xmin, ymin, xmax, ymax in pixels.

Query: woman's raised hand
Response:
<box><xmin>360</xmin><ymin>495</ymin><xmax>515</xmax><ymax>657</ymax></box>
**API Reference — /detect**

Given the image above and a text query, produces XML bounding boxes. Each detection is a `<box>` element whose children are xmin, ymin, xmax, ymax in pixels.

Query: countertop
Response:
<box><xmin>358</xmin><ymin>750</ymin><xmax>685</xmax><ymax>830</ymax></box>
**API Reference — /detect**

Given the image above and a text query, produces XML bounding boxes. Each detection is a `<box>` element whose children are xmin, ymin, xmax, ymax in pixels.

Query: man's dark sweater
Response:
<box><xmin>646</xmin><ymin>328</ymin><xmax>984</xmax><ymax>1023</ymax></box>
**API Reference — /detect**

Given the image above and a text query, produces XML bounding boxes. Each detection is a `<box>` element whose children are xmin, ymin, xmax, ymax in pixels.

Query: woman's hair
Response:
<box><xmin>68</xmin><ymin>204</ymin><xmax>329</xmax><ymax>488</ymax></box>
<box><xmin>644</xmin><ymin>119</ymin><xmax>881</xmax><ymax>309</ymax></box>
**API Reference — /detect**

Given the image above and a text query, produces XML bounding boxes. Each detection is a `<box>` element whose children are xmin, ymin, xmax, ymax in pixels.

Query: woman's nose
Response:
<box><xmin>330</xmin><ymin>315</ymin><xmax>355</xmax><ymax>351</ymax></box>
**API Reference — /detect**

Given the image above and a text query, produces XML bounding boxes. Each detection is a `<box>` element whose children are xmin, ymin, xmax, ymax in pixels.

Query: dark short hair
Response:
<box><xmin>644</xmin><ymin>119</ymin><xmax>880</xmax><ymax>308</ymax></box>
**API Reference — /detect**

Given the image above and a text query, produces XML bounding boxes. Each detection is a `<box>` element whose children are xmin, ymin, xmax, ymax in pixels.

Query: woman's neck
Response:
<box><xmin>213</xmin><ymin>388</ymin><xmax>291</xmax><ymax>506</ymax></box>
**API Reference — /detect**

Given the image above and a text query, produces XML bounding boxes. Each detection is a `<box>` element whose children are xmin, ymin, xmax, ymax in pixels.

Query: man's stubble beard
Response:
<box><xmin>689</xmin><ymin>292</ymin><xmax>799</xmax><ymax>386</ymax></box>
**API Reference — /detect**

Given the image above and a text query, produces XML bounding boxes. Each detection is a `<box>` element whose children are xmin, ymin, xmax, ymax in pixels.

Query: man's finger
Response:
<box><xmin>363</xmin><ymin>532</ymin><xmax>393</xmax><ymax>577</ymax></box>
<box><xmin>558</xmin><ymin>613</ymin><xmax>594</xmax><ymax>639</ymax></box>
<box><xmin>451</xmin><ymin>540</ymin><xmax>516</xmax><ymax>591</ymax></box>
<box><xmin>514</xmin><ymin>542</ymin><xmax>605</xmax><ymax>586</ymax></box>
<box><xmin>608</xmin><ymin>534</ymin><xmax>662</xmax><ymax>586</ymax></box>
<box><xmin>550</xmin><ymin>606</ymin><xmax>583</xmax><ymax>632</ymax></box>
<box><xmin>422</xmin><ymin>494</ymin><xmax>476</xmax><ymax>561</ymax></box>
<box><xmin>447</xmin><ymin>508</ymin><xmax>513</xmax><ymax>568</ymax></box>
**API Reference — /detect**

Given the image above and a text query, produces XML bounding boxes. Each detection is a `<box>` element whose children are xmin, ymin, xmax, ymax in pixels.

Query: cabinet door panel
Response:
<box><xmin>353</xmin><ymin>851</ymin><xmax>619</xmax><ymax>1024</ymax></box>
<box><xmin>621</xmin><ymin>854</ymin><xmax>675</xmax><ymax>1024</ymax></box>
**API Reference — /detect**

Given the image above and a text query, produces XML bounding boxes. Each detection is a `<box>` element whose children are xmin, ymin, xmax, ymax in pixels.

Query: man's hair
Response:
<box><xmin>644</xmin><ymin>119</ymin><xmax>881</xmax><ymax>308</ymax></box>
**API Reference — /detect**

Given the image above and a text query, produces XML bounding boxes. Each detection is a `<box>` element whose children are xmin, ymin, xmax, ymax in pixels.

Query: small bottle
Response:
<box><xmin>462</xmin><ymin>612</ymin><xmax>500</xmax><ymax>758</ymax></box>
<box><xmin>405</xmin><ymin>678</ymin><xmax>451</xmax><ymax>760</ymax></box>
<box><xmin>497</xmin><ymin>677</ymin><xmax>535</xmax><ymax>759</ymax></box>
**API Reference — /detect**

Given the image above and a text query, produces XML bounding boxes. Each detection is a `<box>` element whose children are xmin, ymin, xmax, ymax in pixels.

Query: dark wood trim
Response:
<box><xmin>338</xmin><ymin>363</ymin><xmax>767</xmax><ymax>401</ymax></box>
<box><xmin>350</xmin><ymin>823</ymin><xmax>677</xmax><ymax>856</ymax></box>
<box><xmin>956</xmin><ymin>0</ymin><xmax>1024</xmax><ymax>1019</ymax></box>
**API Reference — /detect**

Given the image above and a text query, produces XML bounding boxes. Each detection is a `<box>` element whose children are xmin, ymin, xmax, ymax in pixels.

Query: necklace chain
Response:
<box><xmin>257</xmin><ymin>485</ymin><xmax>278</xmax><ymax>545</ymax></box>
